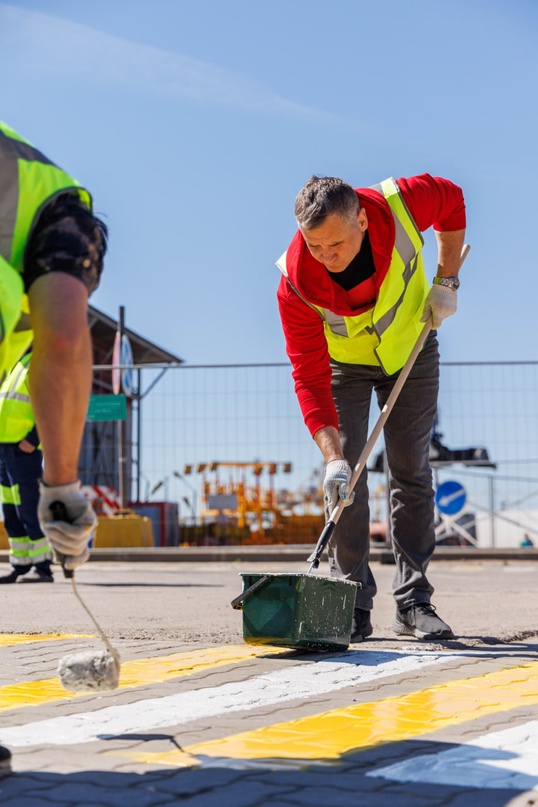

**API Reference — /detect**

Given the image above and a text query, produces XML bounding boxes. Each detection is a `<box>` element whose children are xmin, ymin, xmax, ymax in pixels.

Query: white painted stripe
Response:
<box><xmin>3</xmin><ymin>649</ymin><xmax>453</xmax><ymax>747</ymax></box>
<box><xmin>368</xmin><ymin>720</ymin><xmax>538</xmax><ymax>790</ymax></box>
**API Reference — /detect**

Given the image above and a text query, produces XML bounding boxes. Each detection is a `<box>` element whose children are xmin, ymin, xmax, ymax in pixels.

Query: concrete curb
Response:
<box><xmin>2</xmin><ymin>546</ymin><xmax>537</xmax><ymax>563</ymax></box>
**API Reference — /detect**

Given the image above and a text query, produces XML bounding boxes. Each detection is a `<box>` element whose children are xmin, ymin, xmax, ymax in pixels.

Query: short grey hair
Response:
<box><xmin>294</xmin><ymin>176</ymin><xmax>360</xmax><ymax>230</ymax></box>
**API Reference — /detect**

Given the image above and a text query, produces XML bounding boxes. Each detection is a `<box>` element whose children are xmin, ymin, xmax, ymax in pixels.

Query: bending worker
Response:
<box><xmin>0</xmin><ymin>351</ymin><xmax>54</xmax><ymax>584</ymax></box>
<box><xmin>0</xmin><ymin>120</ymin><xmax>108</xmax><ymax>778</ymax></box>
<box><xmin>277</xmin><ymin>173</ymin><xmax>466</xmax><ymax>643</ymax></box>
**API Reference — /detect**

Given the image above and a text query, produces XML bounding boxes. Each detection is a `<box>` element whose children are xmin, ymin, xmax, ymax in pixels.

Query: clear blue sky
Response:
<box><xmin>1</xmin><ymin>0</ymin><xmax>536</xmax><ymax>365</ymax></box>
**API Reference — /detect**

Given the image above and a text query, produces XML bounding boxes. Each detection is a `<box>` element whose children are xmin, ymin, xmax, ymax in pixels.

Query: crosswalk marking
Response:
<box><xmin>0</xmin><ymin>633</ymin><xmax>92</xmax><ymax>646</ymax></box>
<box><xmin>368</xmin><ymin>720</ymin><xmax>538</xmax><ymax>790</ymax></box>
<box><xmin>4</xmin><ymin>630</ymin><xmax>537</xmax><ymax>790</ymax></box>
<box><xmin>1</xmin><ymin>650</ymin><xmax>454</xmax><ymax>747</ymax></box>
<box><xmin>0</xmin><ymin>644</ymin><xmax>279</xmax><ymax>712</ymax></box>
<box><xmin>128</xmin><ymin>661</ymin><xmax>538</xmax><ymax>769</ymax></box>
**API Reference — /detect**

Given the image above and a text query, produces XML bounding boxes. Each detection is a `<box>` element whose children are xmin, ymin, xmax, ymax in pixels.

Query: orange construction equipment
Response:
<box><xmin>182</xmin><ymin>461</ymin><xmax>325</xmax><ymax>543</ymax></box>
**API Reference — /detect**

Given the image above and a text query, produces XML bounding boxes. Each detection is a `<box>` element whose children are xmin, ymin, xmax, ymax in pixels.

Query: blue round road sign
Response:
<box><xmin>435</xmin><ymin>480</ymin><xmax>466</xmax><ymax>516</ymax></box>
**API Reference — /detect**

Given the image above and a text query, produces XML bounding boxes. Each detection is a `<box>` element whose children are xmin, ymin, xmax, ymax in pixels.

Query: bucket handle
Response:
<box><xmin>230</xmin><ymin>574</ymin><xmax>271</xmax><ymax>610</ymax></box>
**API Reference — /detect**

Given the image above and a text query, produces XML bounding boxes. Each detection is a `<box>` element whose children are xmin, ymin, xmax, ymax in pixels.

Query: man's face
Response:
<box><xmin>300</xmin><ymin>209</ymin><xmax>368</xmax><ymax>273</ymax></box>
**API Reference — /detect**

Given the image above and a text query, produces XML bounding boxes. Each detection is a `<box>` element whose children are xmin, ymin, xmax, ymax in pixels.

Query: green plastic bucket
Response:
<box><xmin>239</xmin><ymin>572</ymin><xmax>358</xmax><ymax>651</ymax></box>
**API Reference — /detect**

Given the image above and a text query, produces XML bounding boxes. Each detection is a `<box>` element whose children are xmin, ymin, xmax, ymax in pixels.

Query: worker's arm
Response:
<box><xmin>277</xmin><ymin>275</ymin><xmax>338</xmax><ymax>435</ymax></box>
<box><xmin>27</xmin><ymin>271</ymin><xmax>92</xmax><ymax>485</ymax></box>
<box><xmin>314</xmin><ymin>425</ymin><xmax>344</xmax><ymax>463</ymax></box>
<box><xmin>435</xmin><ymin>228</ymin><xmax>466</xmax><ymax>279</ymax></box>
<box><xmin>278</xmin><ymin>282</ymin><xmax>354</xmax><ymax>510</ymax></box>
<box><xmin>28</xmin><ymin>271</ymin><xmax>96</xmax><ymax>569</ymax></box>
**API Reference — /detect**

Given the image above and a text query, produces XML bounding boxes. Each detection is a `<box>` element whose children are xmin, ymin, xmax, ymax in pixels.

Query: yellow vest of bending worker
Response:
<box><xmin>0</xmin><ymin>353</ymin><xmax>35</xmax><ymax>444</ymax></box>
<box><xmin>278</xmin><ymin>177</ymin><xmax>430</xmax><ymax>376</ymax></box>
<box><xmin>0</xmin><ymin>121</ymin><xmax>92</xmax><ymax>381</ymax></box>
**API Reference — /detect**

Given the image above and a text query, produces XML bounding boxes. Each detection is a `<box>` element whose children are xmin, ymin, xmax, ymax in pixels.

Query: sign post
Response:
<box><xmin>116</xmin><ymin>307</ymin><xmax>127</xmax><ymax>507</ymax></box>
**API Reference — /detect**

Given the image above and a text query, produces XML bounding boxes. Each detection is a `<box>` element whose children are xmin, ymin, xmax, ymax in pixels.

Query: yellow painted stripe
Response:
<box><xmin>0</xmin><ymin>644</ymin><xmax>281</xmax><ymax>711</ymax></box>
<box><xmin>132</xmin><ymin>661</ymin><xmax>538</xmax><ymax>767</ymax></box>
<box><xmin>0</xmin><ymin>633</ymin><xmax>93</xmax><ymax>646</ymax></box>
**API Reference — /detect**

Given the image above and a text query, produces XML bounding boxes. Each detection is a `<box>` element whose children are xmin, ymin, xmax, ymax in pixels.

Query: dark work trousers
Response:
<box><xmin>327</xmin><ymin>331</ymin><xmax>440</xmax><ymax>611</ymax></box>
<box><xmin>0</xmin><ymin>443</ymin><xmax>52</xmax><ymax>573</ymax></box>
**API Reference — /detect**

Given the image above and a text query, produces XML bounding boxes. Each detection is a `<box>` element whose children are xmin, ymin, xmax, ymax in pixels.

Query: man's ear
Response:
<box><xmin>357</xmin><ymin>208</ymin><xmax>368</xmax><ymax>232</ymax></box>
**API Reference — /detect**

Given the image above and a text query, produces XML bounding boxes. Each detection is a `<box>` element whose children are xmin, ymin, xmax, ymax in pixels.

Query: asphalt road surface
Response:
<box><xmin>1</xmin><ymin>558</ymin><xmax>536</xmax><ymax>646</ymax></box>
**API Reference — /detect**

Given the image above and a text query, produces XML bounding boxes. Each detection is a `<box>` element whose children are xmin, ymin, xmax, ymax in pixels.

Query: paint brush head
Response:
<box><xmin>58</xmin><ymin>650</ymin><xmax>120</xmax><ymax>692</ymax></box>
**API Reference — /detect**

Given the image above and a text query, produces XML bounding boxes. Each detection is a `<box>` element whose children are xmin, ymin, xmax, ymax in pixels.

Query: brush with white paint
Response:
<box><xmin>50</xmin><ymin>501</ymin><xmax>121</xmax><ymax>692</ymax></box>
<box><xmin>57</xmin><ymin>571</ymin><xmax>121</xmax><ymax>692</ymax></box>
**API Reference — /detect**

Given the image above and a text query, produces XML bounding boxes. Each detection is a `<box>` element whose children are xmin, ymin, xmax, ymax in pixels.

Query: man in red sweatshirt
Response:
<box><xmin>277</xmin><ymin>173</ymin><xmax>466</xmax><ymax>642</ymax></box>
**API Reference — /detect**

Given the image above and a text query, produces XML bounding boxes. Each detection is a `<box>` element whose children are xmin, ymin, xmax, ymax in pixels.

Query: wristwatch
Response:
<box><xmin>433</xmin><ymin>275</ymin><xmax>460</xmax><ymax>291</ymax></box>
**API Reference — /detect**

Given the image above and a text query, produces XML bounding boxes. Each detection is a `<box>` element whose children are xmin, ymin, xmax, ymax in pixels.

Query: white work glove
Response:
<box><xmin>38</xmin><ymin>481</ymin><xmax>96</xmax><ymax>570</ymax></box>
<box><xmin>420</xmin><ymin>284</ymin><xmax>457</xmax><ymax>329</ymax></box>
<box><xmin>323</xmin><ymin>460</ymin><xmax>355</xmax><ymax>512</ymax></box>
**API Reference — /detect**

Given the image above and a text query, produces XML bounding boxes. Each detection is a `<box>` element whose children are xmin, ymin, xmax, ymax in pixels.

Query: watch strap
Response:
<box><xmin>433</xmin><ymin>275</ymin><xmax>460</xmax><ymax>290</ymax></box>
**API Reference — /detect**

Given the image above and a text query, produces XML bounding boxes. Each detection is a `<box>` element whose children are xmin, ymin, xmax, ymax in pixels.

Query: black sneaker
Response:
<box><xmin>0</xmin><ymin>745</ymin><xmax>12</xmax><ymax>779</ymax></box>
<box><xmin>0</xmin><ymin>570</ymin><xmax>22</xmax><ymax>584</ymax></box>
<box><xmin>350</xmin><ymin>608</ymin><xmax>373</xmax><ymax>643</ymax></box>
<box><xmin>17</xmin><ymin>568</ymin><xmax>54</xmax><ymax>583</ymax></box>
<box><xmin>393</xmin><ymin>603</ymin><xmax>454</xmax><ymax>640</ymax></box>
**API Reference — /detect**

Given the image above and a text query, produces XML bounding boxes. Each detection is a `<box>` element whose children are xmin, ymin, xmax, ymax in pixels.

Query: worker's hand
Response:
<box><xmin>38</xmin><ymin>481</ymin><xmax>96</xmax><ymax>570</ymax></box>
<box><xmin>420</xmin><ymin>284</ymin><xmax>457</xmax><ymax>329</ymax></box>
<box><xmin>18</xmin><ymin>439</ymin><xmax>36</xmax><ymax>454</ymax></box>
<box><xmin>323</xmin><ymin>460</ymin><xmax>355</xmax><ymax>512</ymax></box>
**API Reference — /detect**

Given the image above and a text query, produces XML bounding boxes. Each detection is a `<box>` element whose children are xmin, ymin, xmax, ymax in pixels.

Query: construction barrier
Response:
<box><xmin>94</xmin><ymin>512</ymin><xmax>154</xmax><ymax>548</ymax></box>
<box><xmin>1</xmin><ymin>513</ymin><xmax>154</xmax><ymax>552</ymax></box>
<box><xmin>250</xmin><ymin>514</ymin><xmax>325</xmax><ymax>545</ymax></box>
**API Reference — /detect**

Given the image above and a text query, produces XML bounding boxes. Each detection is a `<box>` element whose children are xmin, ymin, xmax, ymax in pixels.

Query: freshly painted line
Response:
<box><xmin>129</xmin><ymin>660</ymin><xmax>538</xmax><ymax>769</ymax></box>
<box><xmin>0</xmin><ymin>644</ymin><xmax>279</xmax><ymax>712</ymax></box>
<box><xmin>368</xmin><ymin>720</ymin><xmax>538</xmax><ymax>791</ymax></box>
<box><xmin>0</xmin><ymin>633</ymin><xmax>92</xmax><ymax>646</ymax></box>
<box><xmin>1</xmin><ymin>650</ymin><xmax>454</xmax><ymax>746</ymax></box>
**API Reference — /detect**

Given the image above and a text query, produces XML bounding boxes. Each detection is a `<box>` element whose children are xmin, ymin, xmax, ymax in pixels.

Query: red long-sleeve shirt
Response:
<box><xmin>277</xmin><ymin>174</ymin><xmax>466</xmax><ymax>436</ymax></box>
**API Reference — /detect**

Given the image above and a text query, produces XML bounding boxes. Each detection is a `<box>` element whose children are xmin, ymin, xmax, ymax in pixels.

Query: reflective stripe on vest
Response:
<box><xmin>0</xmin><ymin>353</ymin><xmax>35</xmax><ymax>442</ymax></box>
<box><xmin>277</xmin><ymin>177</ymin><xmax>429</xmax><ymax>375</ymax></box>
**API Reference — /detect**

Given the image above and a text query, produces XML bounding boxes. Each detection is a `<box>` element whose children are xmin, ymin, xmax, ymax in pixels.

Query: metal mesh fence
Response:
<box><xmin>109</xmin><ymin>360</ymin><xmax>538</xmax><ymax>549</ymax></box>
<box><xmin>433</xmin><ymin>361</ymin><xmax>538</xmax><ymax>548</ymax></box>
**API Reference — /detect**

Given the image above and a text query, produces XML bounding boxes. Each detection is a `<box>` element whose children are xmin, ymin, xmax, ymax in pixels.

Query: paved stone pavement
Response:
<box><xmin>0</xmin><ymin>556</ymin><xmax>537</xmax><ymax>806</ymax></box>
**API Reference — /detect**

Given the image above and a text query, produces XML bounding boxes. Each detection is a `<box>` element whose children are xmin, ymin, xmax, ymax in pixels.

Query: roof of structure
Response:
<box><xmin>88</xmin><ymin>304</ymin><xmax>184</xmax><ymax>365</ymax></box>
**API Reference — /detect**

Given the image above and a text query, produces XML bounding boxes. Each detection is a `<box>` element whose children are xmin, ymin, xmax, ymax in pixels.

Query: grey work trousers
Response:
<box><xmin>327</xmin><ymin>332</ymin><xmax>440</xmax><ymax>611</ymax></box>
